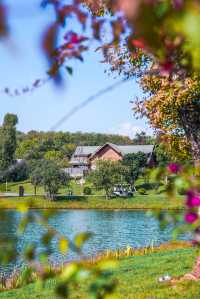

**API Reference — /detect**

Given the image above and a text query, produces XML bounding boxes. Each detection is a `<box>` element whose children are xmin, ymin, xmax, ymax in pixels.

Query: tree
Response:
<box><xmin>7</xmin><ymin>160</ymin><xmax>29</xmax><ymax>183</ymax></box>
<box><xmin>44</xmin><ymin>150</ymin><xmax>66</xmax><ymax>167</ymax></box>
<box><xmin>133</xmin><ymin>132</ymin><xmax>154</xmax><ymax>145</ymax></box>
<box><xmin>30</xmin><ymin>160</ymin><xmax>70</xmax><ymax>199</ymax></box>
<box><xmin>134</xmin><ymin>74</ymin><xmax>200</xmax><ymax>162</ymax></box>
<box><xmin>0</xmin><ymin>114</ymin><xmax>18</xmax><ymax>171</ymax></box>
<box><xmin>122</xmin><ymin>152</ymin><xmax>147</xmax><ymax>187</ymax></box>
<box><xmin>29</xmin><ymin>161</ymin><xmax>44</xmax><ymax>196</ymax></box>
<box><xmin>89</xmin><ymin>160</ymin><xmax>127</xmax><ymax>198</ymax></box>
<box><xmin>0</xmin><ymin>0</ymin><xmax>200</xmax><ymax>288</ymax></box>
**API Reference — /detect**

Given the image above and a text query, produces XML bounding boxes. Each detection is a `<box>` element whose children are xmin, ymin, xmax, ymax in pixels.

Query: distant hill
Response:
<box><xmin>16</xmin><ymin>131</ymin><xmax>132</xmax><ymax>161</ymax></box>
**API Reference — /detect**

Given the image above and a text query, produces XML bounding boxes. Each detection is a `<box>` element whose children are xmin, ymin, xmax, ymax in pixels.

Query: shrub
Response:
<box><xmin>177</xmin><ymin>187</ymin><xmax>187</xmax><ymax>195</ymax></box>
<box><xmin>7</xmin><ymin>161</ymin><xmax>29</xmax><ymax>182</ymax></box>
<box><xmin>83</xmin><ymin>186</ymin><xmax>92</xmax><ymax>195</ymax></box>
<box><xmin>137</xmin><ymin>188</ymin><xmax>147</xmax><ymax>195</ymax></box>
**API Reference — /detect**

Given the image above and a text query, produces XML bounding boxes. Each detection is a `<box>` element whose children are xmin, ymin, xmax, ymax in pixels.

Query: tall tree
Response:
<box><xmin>133</xmin><ymin>132</ymin><xmax>154</xmax><ymax>145</ymax></box>
<box><xmin>122</xmin><ymin>152</ymin><xmax>147</xmax><ymax>187</ymax></box>
<box><xmin>89</xmin><ymin>160</ymin><xmax>127</xmax><ymax>198</ymax></box>
<box><xmin>0</xmin><ymin>114</ymin><xmax>18</xmax><ymax>171</ymax></box>
<box><xmin>30</xmin><ymin>160</ymin><xmax>70</xmax><ymax>199</ymax></box>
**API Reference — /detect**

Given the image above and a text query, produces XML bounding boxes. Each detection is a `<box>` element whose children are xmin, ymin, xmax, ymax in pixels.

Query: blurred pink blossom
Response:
<box><xmin>167</xmin><ymin>163</ymin><xmax>181</xmax><ymax>174</ymax></box>
<box><xmin>185</xmin><ymin>213</ymin><xmax>198</xmax><ymax>224</ymax></box>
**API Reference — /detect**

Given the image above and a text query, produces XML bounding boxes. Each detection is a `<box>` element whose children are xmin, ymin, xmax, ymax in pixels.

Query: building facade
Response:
<box><xmin>66</xmin><ymin>143</ymin><xmax>154</xmax><ymax>178</ymax></box>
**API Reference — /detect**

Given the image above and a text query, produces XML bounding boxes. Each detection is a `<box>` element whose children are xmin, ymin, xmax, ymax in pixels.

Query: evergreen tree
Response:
<box><xmin>0</xmin><ymin>114</ymin><xmax>18</xmax><ymax>171</ymax></box>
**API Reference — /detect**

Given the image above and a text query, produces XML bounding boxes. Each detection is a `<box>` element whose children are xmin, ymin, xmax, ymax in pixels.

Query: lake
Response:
<box><xmin>0</xmin><ymin>209</ymin><xmax>187</xmax><ymax>273</ymax></box>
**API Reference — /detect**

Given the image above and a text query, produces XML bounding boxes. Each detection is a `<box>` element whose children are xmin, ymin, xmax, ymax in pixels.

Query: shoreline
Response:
<box><xmin>0</xmin><ymin>206</ymin><xmax>184</xmax><ymax>211</ymax></box>
<box><xmin>0</xmin><ymin>241</ymin><xmax>193</xmax><ymax>295</ymax></box>
<box><xmin>0</xmin><ymin>195</ymin><xmax>184</xmax><ymax>211</ymax></box>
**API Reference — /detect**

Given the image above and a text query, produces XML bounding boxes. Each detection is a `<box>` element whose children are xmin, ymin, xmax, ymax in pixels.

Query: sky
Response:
<box><xmin>0</xmin><ymin>0</ymin><xmax>153</xmax><ymax>139</ymax></box>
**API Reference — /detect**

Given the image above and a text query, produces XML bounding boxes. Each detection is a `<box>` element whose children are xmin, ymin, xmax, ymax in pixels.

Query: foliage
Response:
<box><xmin>30</xmin><ymin>160</ymin><xmax>70</xmax><ymax>199</ymax></box>
<box><xmin>89</xmin><ymin>160</ymin><xmax>127</xmax><ymax>198</ymax></box>
<box><xmin>0</xmin><ymin>1</ymin><xmax>200</xmax><ymax>297</ymax></box>
<box><xmin>6</xmin><ymin>161</ymin><xmax>29</xmax><ymax>183</ymax></box>
<box><xmin>133</xmin><ymin>131</ymin><xmax>154</xmax><ymax>145</ymax></box>
<box><xmin>151</xmin><ymin>163</ymin><xmax>200</xmax><ymax>247</ymax></box>
<box><xmin>155</xmin><ymin>143</ymin><xmax>172</xmax><ymax>167</ymax></box>
<box><xmin>83</xmin><ymin>186</ymin><xmax>92</xmax><ymax>195</ymax></box>
<box><xmin>122</xmin><ymin>152</ymin><xmax>147</xmax><ymax>185</ymax></box>
<box><xmin>16</xmin><ymin>130</ymin><xmax>133</xmax><ymax>162</ymax></box>
<box><xmin>137</xmin><ymin>188</ymin><xmax>147</xmax><ymax>195</ymax></box>
<box><xmin>134</xmin><ymin>74</ymin><xmax>200</xmax><ymax>160</ymax></box>
<box><xmin>0</xmin><ymin>114</ymin><xmax>18</xmax><ymax>172</ymax></box>
<box><xmin>29</xmin><ymin>162</ymin><xmax>44</xmax><ymax>196</ymax></box>
<box><xmin>44</xmin><ymin>150</ymin><xmax>68</xmax><ymax>168</ymax></box>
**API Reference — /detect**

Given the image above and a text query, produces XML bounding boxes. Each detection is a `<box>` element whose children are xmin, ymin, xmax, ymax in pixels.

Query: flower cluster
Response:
<box><xmin>185</xmin><ymin>190</ymin><xmax>200</xmax><ymax>224</ymax></box>
<box><xmin>167</xmin><ymin>163</ymin><xmax>181</xmax><ymax>174</ymax></box>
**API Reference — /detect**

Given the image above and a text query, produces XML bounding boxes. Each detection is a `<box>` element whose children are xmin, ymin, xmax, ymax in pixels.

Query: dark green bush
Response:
<box><xmin>177</xmin><ymin>187</ymin><xmax>187</xmax><ymax>195</ymax></box>
<box><xmin>83</xmin><ymin>186</ymin><xmax>92</xmax><ymax>195</ymax></box>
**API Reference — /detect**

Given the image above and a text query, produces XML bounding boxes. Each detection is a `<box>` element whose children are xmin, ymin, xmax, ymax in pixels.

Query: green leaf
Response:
<box><xmin>74</xmin><ymin>232</ymin><xmax>93</xmax><ymax>249</ymax></box>
<box><xmin>59</xmin><ymin>238</ymin><xmax>69</xmax><ymax>254</ymax></box>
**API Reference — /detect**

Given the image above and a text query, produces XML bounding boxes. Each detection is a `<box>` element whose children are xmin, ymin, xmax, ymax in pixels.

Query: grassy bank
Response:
<box><xmin>0</xmin><ymin>179</ymin><xmax>184</xmax><ymax>210</ymax></box>
<box><xmin>0</xmin><ymin>244</ymin><xmax>199</xmax><ymax>298</ymax></box>
<box><xmin>0</xmin><ymin>194</ymin><xmax>184</xmax><ymax>210</ymax></box>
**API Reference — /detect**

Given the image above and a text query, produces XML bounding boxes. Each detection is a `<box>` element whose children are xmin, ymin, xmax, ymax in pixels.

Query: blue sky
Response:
<box><xmin>0</xmin><ymin>0</ymin><xmax>153</xmax><ymax>138</ymax></box>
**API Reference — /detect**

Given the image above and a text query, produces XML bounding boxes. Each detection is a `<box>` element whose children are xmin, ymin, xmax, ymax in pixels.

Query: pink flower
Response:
<box><xmin>186</xmin><ymin>190</ymin><xmax>200</xmax><ymax>207</ymax></box>
<box><xmin>172</xmin><ymin>0</ymin><xmax>184</xmax><ymax>10</ymax></box>
<box><xmin>160</xmin><ymin>62</ymin><xmax>173</xmax><ymax>76</ymax></box>
<box><xmin>70</xmin><ymin>33</ymin><xmax>79</xmax><ymax>44</ymax></box>
<box><xmin>167</xmin><ymin>163</ymin><xmax>181</xmax><ymax>174</ymax></box>
<box><xmin>185</xmin><ymin>213</ymin><xmax>198</xmax><ymax>224</ymax></box>
<box><xmin>186</xmin><ymin>197</ymin><xmax>200</xmax><ymax>208</ymax></box>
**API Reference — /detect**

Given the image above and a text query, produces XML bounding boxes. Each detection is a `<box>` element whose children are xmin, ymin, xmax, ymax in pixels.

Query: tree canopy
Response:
<box><xmin>89</xmin><ymin>160</ymin><xmax>127</xmax><ymax>198</ymax></box>
<box><xmin>0</xmin><ymin>114</ymin><xmax>18</xmax><ymax>171</ymax></box>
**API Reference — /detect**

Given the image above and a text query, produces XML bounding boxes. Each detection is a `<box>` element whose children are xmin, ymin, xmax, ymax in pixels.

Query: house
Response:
<box><xmin>66</xmin><ymin>143</ymin><xmax>154</xmax><ymax>178</ymax></box>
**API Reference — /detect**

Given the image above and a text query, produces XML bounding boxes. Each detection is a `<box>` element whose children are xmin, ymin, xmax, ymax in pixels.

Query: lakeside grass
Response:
<box><xmin>0</xmin><ymin>179</ymin><xmax>184</xmax><ymax>210</ymax></box>
<box><xmin>0</xmin><ymin>244</ymin><xmax>199</xmax><ymax>298</ymax></box>
<box><xmin>0</xmin><ymin>194</ymin><xmax>184</xmax><ymax>210</ymax></box>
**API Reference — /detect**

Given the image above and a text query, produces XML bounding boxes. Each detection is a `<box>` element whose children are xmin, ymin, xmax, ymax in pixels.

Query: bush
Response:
<box><xmin>177</xmin><ymin>187</ymin><xmax>187</xmax><ymax>195</ymax></box>
<box><xmin>83</xmin><ymin>186</ymin><xmax>92</xmax><ymax>195</ymax></box>
<box><xmin>7</xmin><ymin>161</ymin><xmax>29</xmax><ymax>182</ymax></box>
<box><xmin>137</xmin><ymin>188</ymin><xmax>147</xmax><ymax>195</ymax></box>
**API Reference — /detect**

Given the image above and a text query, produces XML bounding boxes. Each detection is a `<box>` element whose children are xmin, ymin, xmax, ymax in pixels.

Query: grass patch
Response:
<box><xmin>0</xmin><ymin>193</ymin><xmax>184</xmax><ymax>210</ymax></box>
<box><xmin>0</xmin><ymin>179</ymin><xmax>184</xmax><ymax>210</ymax></box>
<box><xmin>0</xmin><ymin>244</ymin><xmax>199</xmax><ymax>298</ymax></box>
<box><xmin>0</xmin><ymin>180</ymin><xmax>104</xmax><ymax>196</ymax></box>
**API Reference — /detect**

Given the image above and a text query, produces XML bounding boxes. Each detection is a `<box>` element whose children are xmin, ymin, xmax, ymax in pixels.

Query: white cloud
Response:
<box><xmin>110</xmin><ymin>122</ymin><xmax>152</xmax><ymax>139</ymax></box>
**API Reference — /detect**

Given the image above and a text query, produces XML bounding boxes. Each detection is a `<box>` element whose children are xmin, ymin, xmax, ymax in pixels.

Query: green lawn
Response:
<box><xmin>0</xmin><ymin>193</ymin><xmax>184</xmax><ymax>210</ymax></box>
<box><xmin>0</xmin><ymin>179</ymin><xmax>184</xmax><ymax>210</ymax></box>
<box><xmin>0</xmin><ymin>246</ymin><xmax>199</xmax><ymax>298</ymax></box>
<box><xmin>0</xmin><ymin>180</ymin><xmax>104</xmax><ymax>196</ymax></box>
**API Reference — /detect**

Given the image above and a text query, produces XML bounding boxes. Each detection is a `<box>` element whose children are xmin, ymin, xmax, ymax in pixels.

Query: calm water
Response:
<box><xmin>0</xmin><ymin>210</ymin><xmax>187</xmax><ymax>273</ymax></box>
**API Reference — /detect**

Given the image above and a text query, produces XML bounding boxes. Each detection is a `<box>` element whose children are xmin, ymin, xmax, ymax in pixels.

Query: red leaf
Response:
<box><xmin>131</xmin><ymin>39</ymin><xmax>145</xmax><ymax>49</ymax></box>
